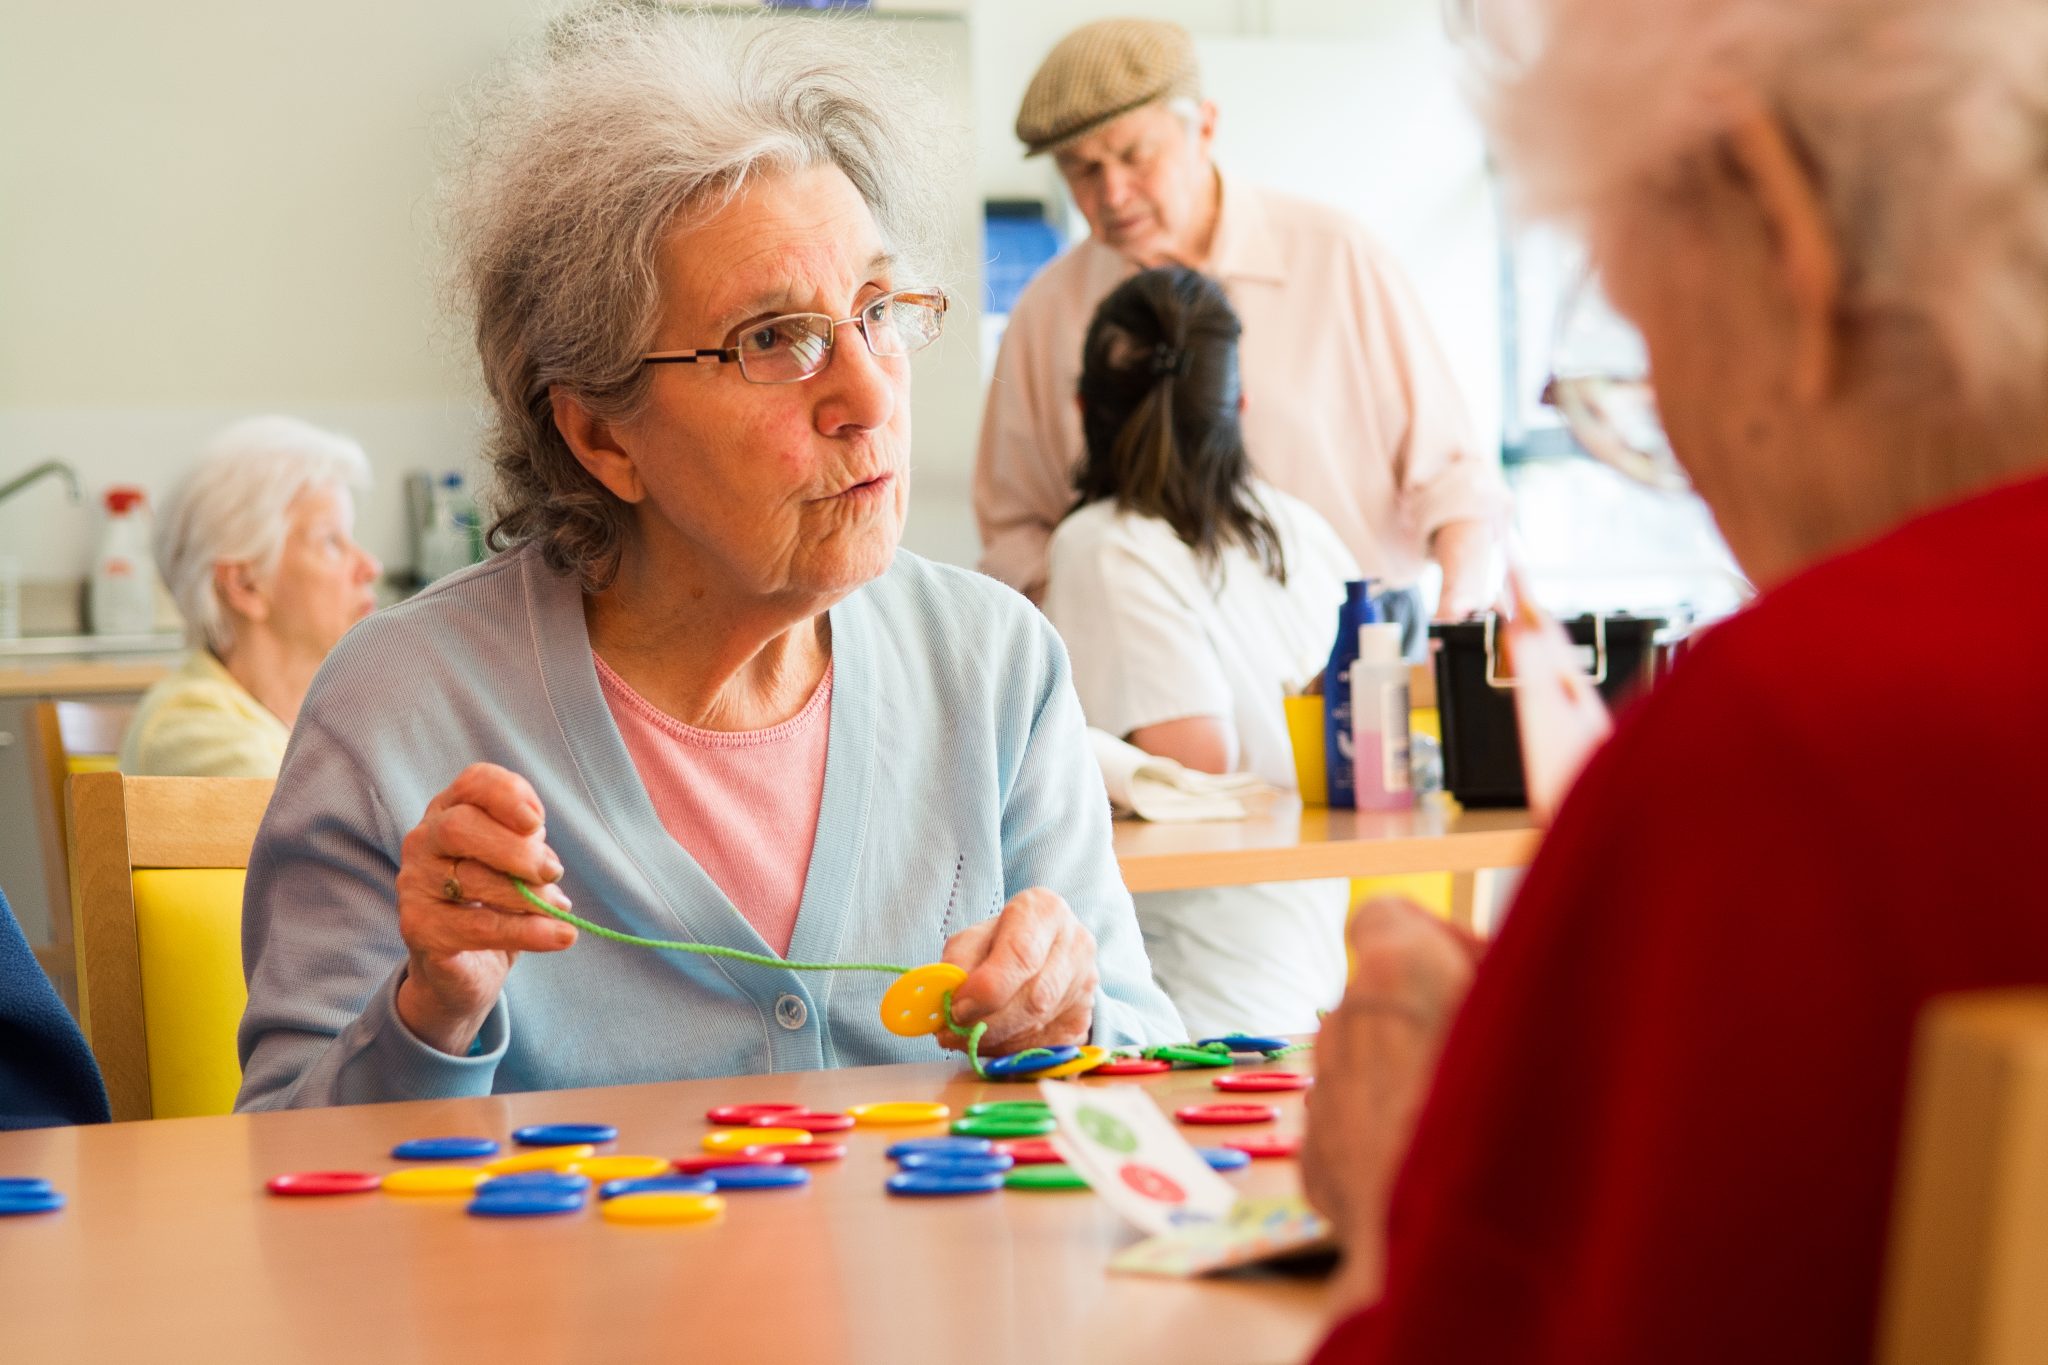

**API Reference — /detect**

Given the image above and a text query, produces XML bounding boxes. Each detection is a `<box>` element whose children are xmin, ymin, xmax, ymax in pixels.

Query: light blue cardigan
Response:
<box><xmin>235</xmin><ymin>543</ymin><xmax>1182</xmax><ymax>1110</ymax></box>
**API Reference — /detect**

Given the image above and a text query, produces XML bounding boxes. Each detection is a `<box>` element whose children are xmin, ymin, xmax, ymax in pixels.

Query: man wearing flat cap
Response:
<box><xmin>974</xmin><ymin>17</ymin><xmax>1508</xmax><ymax>635</ymax></box>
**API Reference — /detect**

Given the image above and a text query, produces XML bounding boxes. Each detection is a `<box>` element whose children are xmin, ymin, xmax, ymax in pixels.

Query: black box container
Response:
<box><xmin>1429</xmin><ymin>613</ymin><xmax>1690</xmax><ymax>809</ymax></box>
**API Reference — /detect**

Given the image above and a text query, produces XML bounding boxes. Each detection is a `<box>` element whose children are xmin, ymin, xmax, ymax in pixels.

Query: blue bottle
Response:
<box><xmin>1324</xmin><ymin>580</ymin><xmax>1382</xmax><ymax>810</ymax></box>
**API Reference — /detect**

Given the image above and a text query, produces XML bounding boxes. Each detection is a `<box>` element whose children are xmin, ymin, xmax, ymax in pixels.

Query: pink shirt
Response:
<box><xmin>595</xmin><ymin>653</ymin><xmax>831</xmax><ymax>958</ymax></box>
<box><xmin>974</xmin><ymin>174</ymin><xmax>1510</xmax><ymax>599</ymax></box>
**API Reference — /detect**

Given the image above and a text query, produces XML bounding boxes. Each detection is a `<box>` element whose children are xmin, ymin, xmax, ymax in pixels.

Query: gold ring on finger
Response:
<box><xmin>442</xmin><ymin>857</ymin><xmax>467</xmax><ymax>903</ymax></box>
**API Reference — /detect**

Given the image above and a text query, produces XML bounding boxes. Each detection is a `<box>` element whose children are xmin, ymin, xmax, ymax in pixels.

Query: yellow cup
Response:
<box><xmin>1284</xmin><ymin>694</ymin><xmax>1328</xmax><ymax>807</ymax></box>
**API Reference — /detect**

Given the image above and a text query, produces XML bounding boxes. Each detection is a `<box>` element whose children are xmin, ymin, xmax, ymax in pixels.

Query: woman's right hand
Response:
<box><xmin>393</xmin><ymin>763</ymin><xmax>577</xmax><ymax>1055</ymax></box>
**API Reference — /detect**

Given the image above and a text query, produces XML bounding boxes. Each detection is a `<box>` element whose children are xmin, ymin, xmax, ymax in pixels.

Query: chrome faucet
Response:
<box><xmin>0</xmin><ymin>460</ymin><xmax>82</xmax><ymax>510</ymax></box>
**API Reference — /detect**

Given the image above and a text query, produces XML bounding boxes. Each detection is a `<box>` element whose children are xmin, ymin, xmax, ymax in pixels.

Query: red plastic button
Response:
<box><xmin>1212</xmin><ymin>1071</ymin><xmax>1313</xmax><ymax>1093</ymax></box>
<box><xmin>992</xmin><ymin>1139</ymin><xmax>1063</xmax><ymax>1166</ymax></box>
<box><xmin>773</xmin><ymin>1141</ymin><xmax>848</xmax><ymax>1165</ymax></box>
<box><xmin>670</xmin><ymin>1152</ymin><xmax>788</xmax><ymax>1175</ymax></box>
<box><xmin>749</xmin><ymin>1110</ymin><xmax>854</xmax><ymax>1134</ymax></box>
<box><xmin>1092</xmin><ymin>1057</ymin><xmax>1171</xmax><ymax>1076</ymax></box>
<box><xmin>1173</xmin><ymin>1102</ymin><xmax>1279</xmax><ymax>1126</ymax></box>
<box><xmin>1223</xmin><ymin>1133</ymin><xmax>1300</xmax><ymax>1159</ymax></box>
<box><xmin>705</xmin><ymin>1103</ymin><xmax>805</xmax><ymax>1125</ymax></box>
<box><xmin>265</xmin><ymin>1171</ymin><xmax>382</xmax><ymax>1196</ymax></box>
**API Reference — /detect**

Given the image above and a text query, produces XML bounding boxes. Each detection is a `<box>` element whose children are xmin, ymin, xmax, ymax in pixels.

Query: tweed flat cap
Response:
<box><xmin>1015</xmin><ymin>18</ymin><xmax>1201</xmax><ymax>157</ymax></box>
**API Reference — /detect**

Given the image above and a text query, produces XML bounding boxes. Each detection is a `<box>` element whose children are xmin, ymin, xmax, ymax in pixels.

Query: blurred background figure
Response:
<box><xmin>1043</xmin><ymin>266</ymin><xmax>1357</xmax><ymax>1035</ymax></box>
<box><xmin>120</xmin><ymin>416</ymin><xmax>379</xmax><ymax>777</ymax></box>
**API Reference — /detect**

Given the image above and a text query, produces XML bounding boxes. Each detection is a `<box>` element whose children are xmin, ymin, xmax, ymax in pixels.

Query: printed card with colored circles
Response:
<box><xmin>1036</xmin><ymin>1080</ymin><xmax>1239</xmax><ymax>1237</ymax></box>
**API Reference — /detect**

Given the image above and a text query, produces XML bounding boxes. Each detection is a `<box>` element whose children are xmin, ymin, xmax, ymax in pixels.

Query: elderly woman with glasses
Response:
<box><xmin>234</xmin><ymin>6</ymin><xmax>1181</xmax><ymax>1111</ymax></box>
<box><xmin>1301</xmin><ymin>1</ymin><xmax>2048</xmax><ymax>1361</ymax></box>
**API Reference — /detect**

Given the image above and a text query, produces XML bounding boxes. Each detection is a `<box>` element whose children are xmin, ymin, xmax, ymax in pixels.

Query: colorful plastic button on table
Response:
<box><xmin>703</xmin><ymin>1127</ymin><xmax>812</xmax><ymax>1153</ymax></box>
<box><xmin>1003</xmin><ymin>1163</ymin><xmax>1089</xmax><ymax>1191</ymax></box>
<box><xmin>483</xmin><ymin>1144</ymin><xmax>596</xmax><ymax>1175</ymax></box>
<box><xmin>467</xmin><ymin>1189</ymin><xmax>585</xmax><ymax>1218</ymax></box>
<box><xmin>486</xmin><ymin>1172</ymin><xmax>592</xmax><ymax>1194</ymax></box>
<box><xmin>382</xmin><ymin>1167</ymin><xmax>493</xmax><ymax>1196</ymax></box>
<box><xmin>671</xmin><ymin>1152</ymin><xmax>786</xmax><ymax>1175</ymax></box>
<box><xmin>601</xmin><ymin>1175</ymin><xmax>717</xmax><ymax>1200</ymax></box>
<box><xmin>748</xmin><ymin>1110</ymin><xmax>854</xmax><ymax>1133</ymax></box>
<box><xmin>1092</xmin><ymin>1057</ymin><xmax>1172</xmax><ymax>1076</ymax></box>
<box><xmin>567</xmin><ymin>1155</ymin><xmax>673</xmax><ymax>1182</ymax></box>
<box><xmin>1222</xmin><ymin>1134</ymin><xmax>1301</xmax><ymax>1159</ymax></box>
<box><xmin>951</xmin><ymin>1113</ymin><xmax>1056</xmax><ymax>1139</ymax></box>
<box><xmin>886</xmin><ymin>1169</ymin><xmax>1006</xmax><ymax>1197</ymax></box>
<box><xmin>886</xmin><ymin>1137</ymin><xmax>993</xmax><ymax>1161</ymax></box>
<box><xmin>773</xmin><ymin>1142</ymin><xmax>847</xmax><ymax>1165</ymax></box>
<box><xmin>846</xmin><ymin>1101</ymin><xmax>951</xmax><ymax>1126</ymax></box>
<box><xmin>703</xmin><ymin>1164</ymin><xmax>811</xmax><ymax>1192</ymax></box>
<box><xmin>0</xmin><ymin>1177</ymin><xmax>56</xmax><ymax>1197</ymax></box>
<box><xmin>1212</xmin><ymin>1071</ymin><xmax>1313</xmax><ymax>1093</ymax></box>
<box><xmin>1197</xmin><ymin>1147</ymin><xmax>1253</xmax><ymax>1172</ymax></box>
<box><xmin>1149</xmin><ymin>1045</ymin><xmax>1234</xmax><ymax>1068</ymax></box>
<box><xmin>512</xmin><ymin>1123</ymin><xmax>618</xmax><ymax>1147</ymax></box>
<box><xmin>983</xmin><ymin>1045</ymin><xmax>1081</xmax><ymax>1079</ymax></box>
<box><xmin>390</xmin><ymin>1136</ymin><xmax>500</xmax><ymax>1161</ymax></box>
<box><xmin>895</xmin><ymin>1151</ymin><xmax>1014</xmax><ymax>1176</ymax></box>
<box><xmin>1198</xmin><ymin>1034</ymin><xmax>1291</xmax><ymax>1054</ymax></box>
<box><xmin>1174</xmin><ymin>1102</ymin><xmax>1279</xmax><ymax>1126</ymax></box>
<box><xmin>963</xmin><ymin>1100</ymin><xmax>1051</xmax><ymax>1118</ymax></box>
<box><xmin>1035</xmin><ymin>1044</ymin><xmax>1111</xmax><ymax>1079</ymax></box>
<box><xmin>0</xmin><ymin>1187</ymin><xmax>65</xmax><ymax>1215</ymax></box>
<box><xmin>265</xmin><ymin>1171</ymin><xmax>383</xmax><ymax>1197</ymax></box>
<box><xmin>879</xmin><ymin>962</ymin><xmax>969</xmax><ymax>1037</ymax></box>
<box><xmin>601</xmin><ymin>1192</ymin><xmax>725</xmax><ymax>1225</ymax></box>
<box><xmin>992</xmin><ymin>1139</ymin><xmax>1063</xmax><ymax>1166</ymax></box>
<box><xmin>704</xmin><ymin>1103</ymin><xmax>805</xmax><ymax>1126</ymax></box>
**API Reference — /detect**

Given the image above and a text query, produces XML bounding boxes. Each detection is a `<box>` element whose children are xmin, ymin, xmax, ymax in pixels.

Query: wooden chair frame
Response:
<box><xmin>26</xmin><ymin>698</ymin><xmax>135</xmax><ymax>1009</ymax></box>
<box><xmin>67</xmin><ymin>771</ymin><xmax>274</xmax><ymax>1121</ymax></box>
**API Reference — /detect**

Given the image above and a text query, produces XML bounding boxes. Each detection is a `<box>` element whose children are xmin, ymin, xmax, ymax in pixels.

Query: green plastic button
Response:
<box><xmin>1006</xmin><ymin>1163</ymin><xmax>1089</xmax><ymax>1191</ymax></box>
<box><xmin>952</xmin><ymin>1113</ymin><xmax>1057</xmax><ymax>1139</ymax></box>
<box><xmin>1149</xmin><ymin>1045</ymin><xmax>1234</xmax><ymax>1069</ymax></box>
<box><xmin>966</xmin><ymin>1101</ymin><xmax>1052</xmax><ymax>1119</ymax></box>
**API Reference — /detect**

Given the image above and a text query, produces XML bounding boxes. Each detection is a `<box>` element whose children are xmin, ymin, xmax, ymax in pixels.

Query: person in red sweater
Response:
<box><xmin>1301</xmin><ymin>2</ymin><xmax>2048</xmax><ymax>1361</ymax></box>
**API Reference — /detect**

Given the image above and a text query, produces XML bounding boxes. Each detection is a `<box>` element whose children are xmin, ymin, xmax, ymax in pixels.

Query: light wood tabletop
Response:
<box><xmin>1112</xmin><ymin>795</ymin><xmax>1540</xmax><ymax>894</ymax></box>
<box><xmin>0</xmin><ymin>1057</ymin><xmax>1333</xmax><ymax>1365</ymax></box>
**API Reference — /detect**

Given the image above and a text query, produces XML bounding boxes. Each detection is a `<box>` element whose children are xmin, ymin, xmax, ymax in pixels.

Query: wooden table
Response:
<box><xmin>0</xmin><ymin>1059</ymin><xmax>1331</xmax><ymax>1364</ymax></box>
<box><xmin>1114</xmin><ymin>796</ymin><xmax>1540</xmax><ymax>930</ymax></box>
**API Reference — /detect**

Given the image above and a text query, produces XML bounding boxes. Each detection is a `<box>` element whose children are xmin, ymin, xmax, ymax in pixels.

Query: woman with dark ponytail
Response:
<box><xmin>1043</xmin><ymin>266</ymin><xmax>1359</xmax><ymax>1035</ymax></box>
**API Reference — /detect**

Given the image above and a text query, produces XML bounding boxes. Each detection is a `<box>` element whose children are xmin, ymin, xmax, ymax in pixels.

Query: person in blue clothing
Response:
<box><xmin>0</xmin><ymin>887</ymin><xmax>108</xmax><ymax>1130</ymax></box>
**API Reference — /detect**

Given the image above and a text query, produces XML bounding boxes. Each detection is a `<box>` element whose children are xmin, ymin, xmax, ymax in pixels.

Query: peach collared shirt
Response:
<box><xmin>973</xmin><ymin>174</ymin><xmax>1510</xmax><ymax>599</ymax></box>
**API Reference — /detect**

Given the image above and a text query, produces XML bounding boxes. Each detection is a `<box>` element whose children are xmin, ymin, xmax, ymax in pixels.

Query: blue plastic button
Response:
<box><xmin>485</xmin><ymin>1171</ymin><xmax>592</xmax><ymax>1194</ymax></box>
<box><xmin>704</xmin><ymin>1164</ymin><xmax>811</xmax><ymax>1192</ymax></box>
<box><xmin>467</xmin><ymin>1189</ymin><xmax>585</xmax><ymax>1217</ymax></box>
<box><xmin>0</xmin><ymin>1177</ymin><xmax>56</xmax><ymax>1197</ymax></box>
<box><xmin>598</xmin><ymin>1175</ymin><xmax>718</xmax><ymax>1201</ymax></box>
<box><xmin>895</xmin><ymin>1151</ymin><xmax>1015</xmax><ymax>1176</ymax></box>
<box><xmin>886</xmin><ymin>1137</ymin><xmax>994</xmax><ymax>1161</ymax></box>
<box><xmin>392</xmin><ymin>1136</ymin><xmax>501</xmax><ymax>1161</ymax></box>
<box><xmin>1199</xmin><ymin>1035</ymin><xmax>1290</xmax><ymax>1054</ymax></box>
<box><xmin>0</xmin><ymin>1188</ymin><xmax>64</xmax><ymax>1216</ymax></box>
<box><xmin>1198</xmin><ymin>1146</ymin><xmax>1253</xmax><ymax>1172</ymax></box>
<box><xmin>886</xmin><ymin>1169</ymin><xmax>1006</xmax><ymax>1197</ymax></box>
<box><xmin>512</xmin><ymin>1123</ymin><xmax>618</xmax><ymax>1147</ymax></box>
<box><xmin>983</xmin><ymin>1045</ymin><xmax>1082</xmax><ymax>1079</ymax></box>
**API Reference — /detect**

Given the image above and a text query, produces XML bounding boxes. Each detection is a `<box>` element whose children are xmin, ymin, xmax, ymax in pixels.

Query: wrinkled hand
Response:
<box><xmin>937</xmin><ymin>887</ymin><xmax>1099</xmax><ymax>1055</ymax></box>
<box><xmin>1303</xmin><ymin>898</ymin><xmax>1481</xmax><ymax>1312</ymax></box>
<box><xmin>394</xmin><ymin>763</ymin><xmax>576</xmax><ymax>1055</ymax></box>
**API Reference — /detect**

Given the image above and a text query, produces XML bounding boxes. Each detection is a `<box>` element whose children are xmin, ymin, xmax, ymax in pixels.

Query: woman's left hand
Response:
<box><xmin>938</xmin><ymin>887</ymin><xmax>1099</xmax><ymax>1054</ymax></box>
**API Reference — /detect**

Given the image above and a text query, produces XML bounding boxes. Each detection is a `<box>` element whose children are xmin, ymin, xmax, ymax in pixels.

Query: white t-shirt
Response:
<box><xmin>1043</xmin><ymin>482</ymin><xmax>1361</xmax><ymax>1034</ymax></box>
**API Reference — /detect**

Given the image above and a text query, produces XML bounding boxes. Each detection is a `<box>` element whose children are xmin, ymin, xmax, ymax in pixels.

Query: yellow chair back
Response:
<box><xmin>131</xmin><ymin>869</ymin><xmax>250</xmax><ymax>1119</ymax></box>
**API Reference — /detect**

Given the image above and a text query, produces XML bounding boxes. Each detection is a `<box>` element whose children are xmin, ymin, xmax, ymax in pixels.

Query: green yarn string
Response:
<box><xmin>510</xmin><ymin>879</ymin><xmax>989</xmax><ymax>1076</ymax></box>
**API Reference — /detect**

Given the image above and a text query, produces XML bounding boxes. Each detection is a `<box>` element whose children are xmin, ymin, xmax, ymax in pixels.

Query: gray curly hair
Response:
<box><xmin>444</xmin><ymin>2</ymin><xmax>952</xmax><ymax>590</ymax></box>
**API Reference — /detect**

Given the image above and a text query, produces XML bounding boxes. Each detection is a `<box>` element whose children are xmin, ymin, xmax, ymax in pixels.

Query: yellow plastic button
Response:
<box><xmin>601</xmin><ymin>1192</ymin><xmax>725</xmax><ymax>1226</ymax></box>
<box><xmin>846</xmin><ymin>1101</ymin><xmax>951</xmax><ymax>1127</ymax></box>
<box><xmin>567</xmin><ymin>1155</ymin><xmax>673</xmax><ymax>1182</ymax></box>
<box><xmin>704</xmin><ymin>1127</ymin><xmax>813</xmax><ymax>1153</ymax></box>
<box><xmin>482</xmin><ymin>1144</ymin><xmax>596</xmax><ymax>1175</ymax></box>
<box><xmin>1035</xmin><ymin>1044</ymin><xmax>1110</xmax><ymax>1079</ymax></box>
<box><xmin>381</xmin><ymin>1166</ymin><xmax>492</xmax><ymax>1196</ymax></box>
<box><xmin>880</xmin><ymin>963</ymin><xmax>969</xmax><ymax>1037</ymax></box>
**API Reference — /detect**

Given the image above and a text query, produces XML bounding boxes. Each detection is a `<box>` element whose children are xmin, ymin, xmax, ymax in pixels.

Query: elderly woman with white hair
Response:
<box><xmin>1300</xmin><ymin>1</ymin><xmax>2048</xmax><ymax>1361</ymax></box>
<box><xmin>120</xmin><ymin>416</ymin><xmax>380</xmax><ymax>778</ymax></box>
<box><xmin>234</xmin><ymin>5</ymin><xmax>1180</xmax><ymax>1111</ymax></box>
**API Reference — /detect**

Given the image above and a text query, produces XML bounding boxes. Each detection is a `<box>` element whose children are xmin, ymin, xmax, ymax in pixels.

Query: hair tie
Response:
<box><xmin>1149</xmin><ymin>344</ymin><xmax>1191</xmax><ymax>380</ymax></box>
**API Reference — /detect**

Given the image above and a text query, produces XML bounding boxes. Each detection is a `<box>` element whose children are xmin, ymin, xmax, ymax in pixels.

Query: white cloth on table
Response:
<box><xmin>1087</xmin><ymin>728</ymin><xmax>1274</xmax><ymax>822</ymax></box>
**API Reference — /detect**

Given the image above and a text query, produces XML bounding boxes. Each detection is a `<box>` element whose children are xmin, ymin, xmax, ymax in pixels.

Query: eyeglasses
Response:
<box><xmin>1540</xmin><ymin>272</ymin><xmax>1691</xmax><ymax>494</ymax></box>
<box><xmin>640</xmin><ymin>288</ymin><xmax>948</xmax><ymax>385</ymax></box>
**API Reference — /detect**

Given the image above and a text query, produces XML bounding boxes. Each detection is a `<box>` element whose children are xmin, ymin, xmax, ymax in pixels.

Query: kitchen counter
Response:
<box><xmin>0</xmin><ymin>634</ymin><xmax>182</xmax><ymax>696</ymax></box>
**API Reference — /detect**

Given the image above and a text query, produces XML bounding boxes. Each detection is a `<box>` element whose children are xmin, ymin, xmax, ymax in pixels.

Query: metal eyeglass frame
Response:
<box><xmin>638</xmin><ymin>288</ymin><xmax>948</xmax><ymax>385</ymax></box>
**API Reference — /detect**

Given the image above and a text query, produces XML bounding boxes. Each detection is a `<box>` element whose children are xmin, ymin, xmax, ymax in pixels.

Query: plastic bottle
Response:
<box><xmin>418</xmin><ymin>472</ymin><xmax>477</xmax><ymax>582</ymax></box>
<box><xmin>1350</xmin><ymin>619</ymin><xmax>1415</xmax><ymax>811</ymax></box>
<box><xmin>90</xmin><ymin>486</ymin><xmax>159</xmax><ymax>636</ymax></box>
<box><xmin>1323</xmin><ymin>580</ymin><xmax>1380</xmax><ymax>810</ymax></box>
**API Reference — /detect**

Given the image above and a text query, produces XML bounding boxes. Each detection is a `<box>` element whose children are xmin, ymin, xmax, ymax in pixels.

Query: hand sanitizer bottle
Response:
<box><xmin>1351</xmin><ymin>620</ymin><xmax>1414</xmax><ymax>811</ymax></box>
<box><xmin>90</xmin><ymin>486</ymin><xmax>159</xmax><ymax>636</ymax></box>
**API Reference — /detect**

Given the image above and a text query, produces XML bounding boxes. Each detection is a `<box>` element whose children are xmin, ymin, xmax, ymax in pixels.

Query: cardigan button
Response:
<box><xmin>774</xmin><ymin>994</ymin><xmax>808</xmax><ymax>1030</ymax></box>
